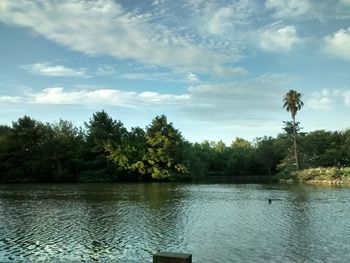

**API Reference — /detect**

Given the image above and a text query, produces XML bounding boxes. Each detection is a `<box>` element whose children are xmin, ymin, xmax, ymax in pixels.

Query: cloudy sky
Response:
<box><xmin>0</xmin><ymin>0</ymin><xmax>349</xmax><ymax>143</ymax></box>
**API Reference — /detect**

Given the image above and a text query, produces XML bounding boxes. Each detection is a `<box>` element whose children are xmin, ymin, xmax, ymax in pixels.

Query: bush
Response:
<box><xmin>276</xmin><ymin>160</ymin><xmax>298</xmax><ymax>180</ymax></box>
<box><xmin>337</xmin><ymin>167</ymin><xmax>350</xmax><ymax>178</ymax></box>
<box><xmin>296</xmin><ymin>167</ymin><xmax>350</xmax><ymax>182</ymax></box>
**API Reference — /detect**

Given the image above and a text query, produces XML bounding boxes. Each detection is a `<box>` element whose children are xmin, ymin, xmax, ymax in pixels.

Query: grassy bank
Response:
<box><xmin>294</xmin><ymin>167</ymin><xmax>350</xmax><ymax>185</ymax></box>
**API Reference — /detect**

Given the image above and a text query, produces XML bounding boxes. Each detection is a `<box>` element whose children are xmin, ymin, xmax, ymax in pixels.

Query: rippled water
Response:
<box><xmin>0</xmin><ymin>183</ymin><xmax>349</xmax><ymax>262</ymax></box>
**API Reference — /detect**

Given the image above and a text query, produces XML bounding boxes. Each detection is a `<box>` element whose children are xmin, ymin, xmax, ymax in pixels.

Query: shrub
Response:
<box><xmin>336</xmin><ymin>167</ymin><xmax>350</xmax><ymax>178</ymax></box>
<box><xmin>296</xmin><ymin>167</ymin><xmax>350</xmax><ymax>182</ymax></box>
<box><xmin>296</xmin><ymin>167</ymin><xmax>339</xmax><ymax>182</ymax></box>
<box><xmin>276</xmin><ymin>160</ymin><xmax>298</xmax><ymax>180</ymax></box>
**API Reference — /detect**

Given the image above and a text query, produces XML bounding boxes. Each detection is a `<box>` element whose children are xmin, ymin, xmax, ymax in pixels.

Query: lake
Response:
<box><xmin>0</xmin><ymin>183</ymin><xmax>349</xmax><ymax>262</ymax></box>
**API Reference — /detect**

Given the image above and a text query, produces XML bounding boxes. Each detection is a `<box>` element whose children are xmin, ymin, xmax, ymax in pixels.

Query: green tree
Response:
<box><xmin>186</xmin><ymin>141</ymin><xmax>213</xmax><ymax>177</ymax></box>
<box><xmin>300</xmin><ymin>130</ymin><xmax>344</xmax><ymax>168</ymax></box>
<box><xmin>227</xmin><ymin>138</ymin><xmax>253</xmax><ymax>176</ymax></box>
<box><xmin>280</xmin><ymin>121</ymin><xmax>304</xmax><ymax>163</ymax></box>
<box><xmin>341</xmin><ymin>129</ymin><xmax>350</xmax><ymax>166</ymax></box>
<box><xmin>283</xmin><ymin>90</ymin><xmax>304</xmax><ymax>170</ymax></box>
<box><xmin>85</xmin><ymin>110</ymin><xmax>126</xmax><ymax>148</ymax></box>
<box><xmin>255</xmin><ymin>136</ymin><xmax>284</xmax><ymax>175</ymax></box>
<box><xmin>0</xmin><ymin>125</ymin><xmax>13</xmax><ymax>182</ymax></box>
<box><xmin>3</xmin><ymin>116</ymin><xmax>56</xmax><ymax>182</ymax></box>
<box><xmin>209</xmin><ymin>140</ymin><xmax>229</xmax><ymax>174</ymax></box>
<box><xmin>143</xmin><ymin>115</ymin><xmax>188</xmax><ymax>180</ymax></box>
<box><xmin>51</xmin><ymin>120</ymin><xmax>85</xmax><ymax>181</ymax></box>
<box><xmin>182</xmin><ymin>142</ymin><xmax>208</xmax><ymax>179</ymax></box>
<box><xmin>83</xmin><ymin>110</ymin><xmax>127</xmax><ymax>181</ymax></box>
<box><xmin>0</xmin><ymin>118</ymin><xmax>86</xmax><ymax>183</ymax></box>
<box><xmin>275</xmin><ymin>121</ymin><xmax>306</xmax><ymax>178</ymax></box>
<box><xmin>107</xmin><ymin>115</ymin><xmax>189</xmax><ymax>181</ymax></box>
<box><xmin>107</xmin><ymin>126</ymin><xmax>147</xmax><ymax>181</ymax></box>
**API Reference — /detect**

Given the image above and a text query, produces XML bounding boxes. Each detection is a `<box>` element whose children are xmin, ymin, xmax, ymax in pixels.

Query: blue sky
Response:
<box><xmin>0</xmin><ymin>0</ymin><xmax>349</xmax><ymax>143</ymax></box>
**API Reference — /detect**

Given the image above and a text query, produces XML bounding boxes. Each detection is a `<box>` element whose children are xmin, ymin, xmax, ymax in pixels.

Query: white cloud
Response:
<box><xmin>184</xmin><ymin>0</ymin><xmax>257</xmax><ymax>58</ymax></box>
<box><xmin>187</xmin><ymin>72</ymin><xmax>199</xmax><ymax>82</ymax></box>
<box><xmin>115</xmin><ymin>68</ymin><xmax>202</xmax><ymax>83</ymax></box>
<box><xmin>207</xmin><ymin>7</ymin><xmax>233</xmax><ymax>35</ymax></box>
<box><xmin>307</xmin><ymin>89</ymin><xmax>335</xmax><ymax>110</ymax></box>
<box><xmin>138</xmin><ymin>91</ymin><xmax>189</xmax><ymax>103</ymax></box>
<box><xmin>152</xmin><ymin>0</ymin><xmax>166</xmax><ymax>5</ymax></box>
<box><xmin>186</xmin><ymin>0</ymin><xmax>206</xmax><ymax>9</ymax></box>
<box><xmin>340</xmin><ymin>0</ymin><xmax>350</xmax><ymax>5</ymax></box>
<box><xmin>183</xmin><ymin>74</ymin><xmax>294</xmax><ymax>122</ymax></box>
<box><xmin>0</xmin><ymin>0</ymin><xmax>238</xmax><ymax>76</ymax></box>
<box><xmin>96</xmin><ymin>65</ymin><xmax>118</xmax><ymax>76</ymax></box>
<box><xmin>324</xmin><ymin>28</ymin><xmax>350</xmax><ymax>61</ymax></box>
<box><xmin>30</xmin><ymin>87</ymin><xmax>189</xmax><ymax>107</ymax></box>
<box><xmin>22</xmin><ymin>63</ymin><xmax>87</xmax><ymax>77</ymax></box>
<box><xmin>306</xmin><ymin>89</ymin><xmax>349</xmax><ymax>110</ymax></box>
<box><xmin>117</xmin><ymin>72</ymin><xmax>176</xmax><ymax>82</ymax></box>
<box><xmin>259</xmin><ymin>25</ymin><xmax>301</xmax><ymax>52</ymax></box>
<box><xmin>266</xmin><ymin>0</ymin><xmax>311</xmax><ymax>18</ymax></box>
<box><xmin>343</xmin><ymin>90</ymin><xmax>350</xmax><ymax>106</ymax></box>
<box><xmin>0</xmin><ymin>96</ymin><xmax>21</xmax><ymax>104</ymax></box>
<box><xmin>1</xmin><ymin>73</ymin><xmax>294</xmax><ymax>124</ymax></box>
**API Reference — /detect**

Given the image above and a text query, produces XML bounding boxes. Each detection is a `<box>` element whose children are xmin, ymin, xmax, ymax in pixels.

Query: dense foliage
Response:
<box><xmin>296</xmin><ymin>167</ymin><xmax>350</xmax><ymax>183</ymax></box>
<box><xmin>0</xmin><ymin>111</ymin><xmax>349</xmax><ymax>183</ymax></box>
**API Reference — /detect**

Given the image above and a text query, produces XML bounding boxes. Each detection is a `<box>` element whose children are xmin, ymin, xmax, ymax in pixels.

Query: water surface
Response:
<box><xmin>0</xmin><ymin>183</ymin><xmax>349</xmax><ymax>262</ymax></box>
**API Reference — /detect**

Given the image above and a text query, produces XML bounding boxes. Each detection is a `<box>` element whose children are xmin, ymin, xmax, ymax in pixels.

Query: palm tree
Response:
<box><xmin>283</xmin><ymin>90</ymin><xmax>304</xmax><ymax>170</ymax></box>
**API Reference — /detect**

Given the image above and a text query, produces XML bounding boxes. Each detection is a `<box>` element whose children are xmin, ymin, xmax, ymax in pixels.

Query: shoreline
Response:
<box><xmin>280</xmin><ymin>178</ymin><xmax>350</xmax><ymax>186</ymax></box>
<box><xmin>305</xmin><ymin>178</ymin><xmax>350</xmax><ymax>185</ymax></box>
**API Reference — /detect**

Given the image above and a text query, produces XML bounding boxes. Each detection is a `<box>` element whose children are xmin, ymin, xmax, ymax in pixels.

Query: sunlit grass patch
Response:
<box><xmin>296</xmin><ymin>167</ymin><xmax>350</xmax><ymax>183</ymax></box>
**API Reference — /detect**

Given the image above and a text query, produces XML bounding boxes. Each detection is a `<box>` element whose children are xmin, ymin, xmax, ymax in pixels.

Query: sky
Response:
<box><xmin>0</xmin><ymin>0</ymin><xmax>349</xmax><ymax>143</ymax></box>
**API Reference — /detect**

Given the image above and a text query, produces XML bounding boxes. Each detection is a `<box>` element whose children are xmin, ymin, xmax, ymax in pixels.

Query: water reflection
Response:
<box><xmin>0</xmin><ymin>183</ymin><xmax>350</xmax><ymax>262</ymax></box>
<box><xmin>283</xmin><ymin>186</ymin><xmax>312</xmax><ymax>262</ymax></box>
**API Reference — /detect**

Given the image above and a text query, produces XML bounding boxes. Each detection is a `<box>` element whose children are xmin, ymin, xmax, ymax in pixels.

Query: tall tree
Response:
<box><xmin>255</xmin><ymin>136</ymin><xmax>283</xmax><ymax>176</ymax></box>
<box><xmin>227</xmin><ymin>138</ymin><xmax>253</xmax><ymax>176</ymax></box>
<box><xmin>83</xmin><ymin>110</ymin><xmax>127</xmax><ymax>181</ymax></box>
<box><xmin>0</xmin><ymin>125</ymin><xmax>13</xmax><ymax>182</ymax></box>
<box><xmin>341</xmin><ymin>129</ymin><xmax>350</xmax><ymax>166</ymax></box>
<box><xmin>106</xmin><ymin>126</ymin><xmax>147</xmax><ymax>181</ymax></box>
<box><xmin>108</xmin><ymin>115</ymin><xmax>189</xmax><ymax>181</ymax></box>
<box><xmin>283</xmin><ymin>90</ymin><xmax>304</xmax><ymax>170</ymax></box>
<box><xmin>6</xmin><ymin>116</ymin><xmax>55</xmax><ymax>182</ymax></box>
<box><xmin>51</xmin><ymin>120</ymin><xmax>85</xmax><ymax>181</ymax></box>
<box><xmin>144</xmin><ymin>115</ymin><xmax>188</xmax><ymax>180</ymax></box>
<box><xmin>300</xmin><ymin>130</ymin><xmax>344</xmax><ymax>168</ymax></box>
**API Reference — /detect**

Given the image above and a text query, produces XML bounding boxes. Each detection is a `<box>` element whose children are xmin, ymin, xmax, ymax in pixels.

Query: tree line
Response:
<box><xmin>0</xmin><ymin>110</ymin><xmax>349</xmax><ymax>183</ymax></box>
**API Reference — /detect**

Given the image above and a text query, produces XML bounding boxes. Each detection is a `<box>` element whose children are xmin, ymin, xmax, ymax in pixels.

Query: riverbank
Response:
<box><xmin>304</xmin><ymin>177</ymin><xmax>350</xmax><ymax>185</ymax></box>
<box><xmin>286</xmin><ymin>167</ymin><xmax>350</xmax><ymax>185</ymax></box>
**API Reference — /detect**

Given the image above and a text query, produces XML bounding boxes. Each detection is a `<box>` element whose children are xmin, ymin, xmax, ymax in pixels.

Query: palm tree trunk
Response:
<box><xmin>292</xmin><ymin>114</ymin><xmax>299</xmax><ymax>170</ymax></box>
